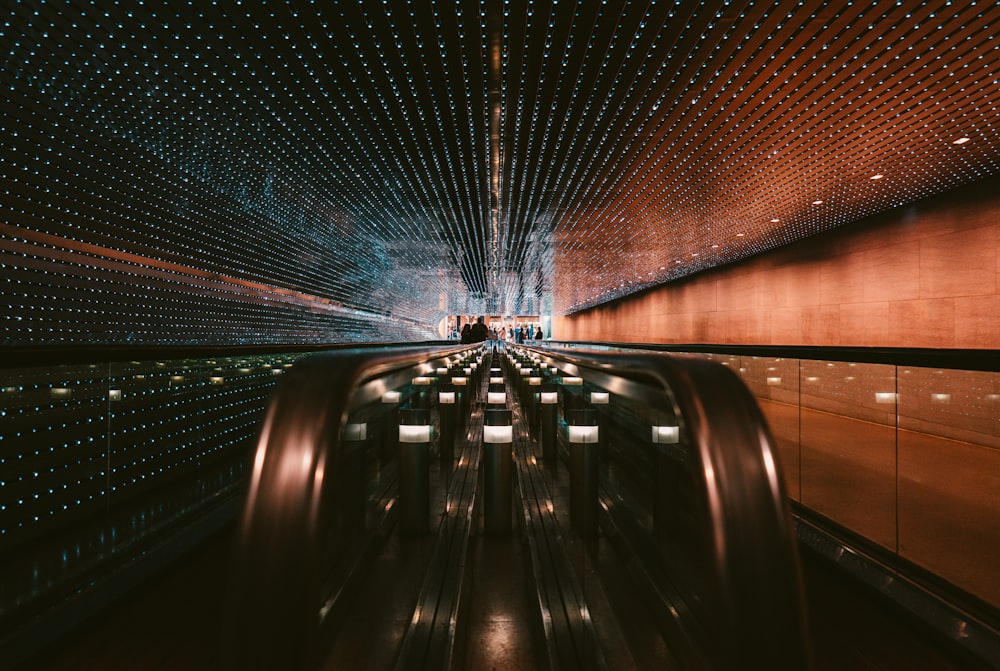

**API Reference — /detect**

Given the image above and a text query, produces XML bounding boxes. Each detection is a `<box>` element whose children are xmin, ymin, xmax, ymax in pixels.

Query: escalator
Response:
<box><xmin>223</xmin><ymin>343</ymin><xmax>809</xmax><ymax>670</ymax></box>
<box><xmin>13</xmin><ymin>343</ymin><xmax>994</xmax><ymax>670</ymax></box>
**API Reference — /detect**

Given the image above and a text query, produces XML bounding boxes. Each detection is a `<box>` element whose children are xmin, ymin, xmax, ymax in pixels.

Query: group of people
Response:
<box><xmin>460</xmin><ymin>316</ymin><xmax>491</xmax><ymax>343</ymax></box>
<box><xmin>459</xmin><ymin>317</ymin><xmax>543</xmax><ymax>344</ymax></box>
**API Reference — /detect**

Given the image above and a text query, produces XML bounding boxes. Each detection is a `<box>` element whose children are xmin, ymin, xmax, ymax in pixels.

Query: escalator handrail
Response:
<box><xmin>223</xmin><ymin>342</ymin><xmax>480</xmax><ymax>671</ymax></box>
<box><xmin>520</xmin><ymin>344</ymin><xmax>813</xmax><ymax>670</ymax></box>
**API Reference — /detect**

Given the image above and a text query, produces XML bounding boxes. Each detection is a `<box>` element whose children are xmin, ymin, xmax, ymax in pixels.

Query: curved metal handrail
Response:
<box><xmin>223</xmin><ymin>343</ymin><xmax>479</xmax><ymax>670</ymax></box>
<box><xmin>520</xmin><ymin>344</ymin><xmax>812</xmax><ymax>669</ymax></box>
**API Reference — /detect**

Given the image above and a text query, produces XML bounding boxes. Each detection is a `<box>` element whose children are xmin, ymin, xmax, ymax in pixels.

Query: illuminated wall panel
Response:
<box><xmin>556</xmin><ymin>181</ymin><xmax>1000</xmax><ymax>349</ymax></box>
<box><xmin>0</xmin><ymin>353</ymin><xmax>303</xmax><ymax>628</ymax></box>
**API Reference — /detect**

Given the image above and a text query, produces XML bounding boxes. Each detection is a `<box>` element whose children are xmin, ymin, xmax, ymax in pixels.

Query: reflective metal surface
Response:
<box><xmin>3</xmin><ymin>1</ymin><xmax>999</xmax><ymax>343</ymax></box>
<box><xmin>226</xmin><ymin>343</ymin><xmax>477</xmax><ymax>669</ymax></box>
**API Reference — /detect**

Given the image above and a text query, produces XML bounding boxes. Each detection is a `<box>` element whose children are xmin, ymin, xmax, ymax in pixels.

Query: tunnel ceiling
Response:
<box><xmin>2</xmin><ymin>0</ymin><xmax>999</xmax><ymax>343</ymax></box>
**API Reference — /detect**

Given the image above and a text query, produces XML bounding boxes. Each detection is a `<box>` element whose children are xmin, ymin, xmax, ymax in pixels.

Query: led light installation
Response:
<box><xmin>514</xmin><ymin>0</ymin><xmax>1000</xmax><ymax>311</ymax></box>
<box><xmin>1</xmin><ymin>0</ymin><xmax>998</xmax><ymax>344</ymax></box>
<box><xmin>0</xmin><ymin>352</ymin><xmax>303</xmax><ymax>621</ymax></box>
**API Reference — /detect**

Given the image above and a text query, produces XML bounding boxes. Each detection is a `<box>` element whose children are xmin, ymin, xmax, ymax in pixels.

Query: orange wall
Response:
<box><xmin>555</xmin><ymin>183</ymin><xmax>1000</xmax><ymax>349</ymax></box>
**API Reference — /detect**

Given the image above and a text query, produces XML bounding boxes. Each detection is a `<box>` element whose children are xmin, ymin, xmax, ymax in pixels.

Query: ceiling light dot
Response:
<box><xmin>952</xmin><ymin>137</ymin><xmax>971</xmax><ymax>145</ymax></box>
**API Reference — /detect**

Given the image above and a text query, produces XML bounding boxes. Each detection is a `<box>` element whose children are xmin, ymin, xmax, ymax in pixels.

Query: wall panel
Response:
<box><xmin>557</xmin><ymin>185</ymin><xmax>1000</xmax><ymax>350</ymax></box>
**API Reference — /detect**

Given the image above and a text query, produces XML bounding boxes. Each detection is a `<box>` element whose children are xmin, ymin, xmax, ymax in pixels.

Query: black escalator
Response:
<box><xmin>15</xmin><ymin>343</ymin><xmax>992</xmax><ymax>671</ymax></box>
<box><xmin>222</xmin><ymin>343</ymin><xmax>812</xmax><ymax>670</ymax></box>
<box><xmin>310</xmin><ymin>351</ymin><xmax>628</xmax><ymax>671</ymax></box>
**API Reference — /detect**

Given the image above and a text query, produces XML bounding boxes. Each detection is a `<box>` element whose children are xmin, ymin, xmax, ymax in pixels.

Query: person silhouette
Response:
<box><xmin>469</xmin><ymin>316</ymin><xmax>490</xmax><ymax>343</ymax></box>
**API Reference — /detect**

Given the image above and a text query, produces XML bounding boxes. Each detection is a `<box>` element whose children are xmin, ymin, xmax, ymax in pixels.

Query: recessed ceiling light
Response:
<box><xmin>812</xmin><ymin>200</ymin><xmax>824</xmax><ymax>205</ymax></box>
<box><xmin>691</xmin><ymin>252</ymin><xmax>699</xmax><ymax>257</ymax></box>
<box><xmin>736</xmin><ymin>233</ymin><xmax>745</xmax><ymax>237</ymax></box>
<box><xmin>870</xmin><ymin>174</ymin><xmax>884</xmax><ymax>180</ymax></box>
<box><xmin>711</xmin><ymin>244</ymin><xmax>719</xmax><ymax>249</ymax></box>
<box><xmin>952</xmin><ymin>137</ymin><xmax>971</xmax><ymax>145</ymax></box>
<box><xmin>770</xmin><ymin>218</ymin><xmax>780</xmax><ymax>223</ymax></box>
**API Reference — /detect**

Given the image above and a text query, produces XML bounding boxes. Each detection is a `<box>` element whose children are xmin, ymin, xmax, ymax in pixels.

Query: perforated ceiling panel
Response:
<box><xmin>2</xmin><ymin>0</ymin><xmax>998</xmax><ymax>344</ymax></box>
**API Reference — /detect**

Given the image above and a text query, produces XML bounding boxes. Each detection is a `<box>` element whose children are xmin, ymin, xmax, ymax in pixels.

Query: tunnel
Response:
<box><xmin>1</xmin><ymin>1</ymin><xmax>999</xmax><ymax>669</ymax></box>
